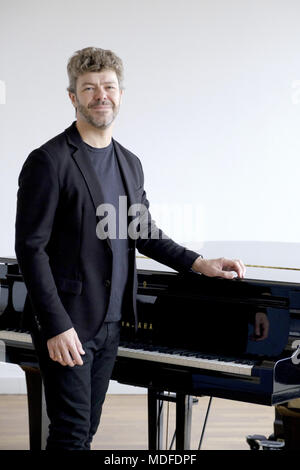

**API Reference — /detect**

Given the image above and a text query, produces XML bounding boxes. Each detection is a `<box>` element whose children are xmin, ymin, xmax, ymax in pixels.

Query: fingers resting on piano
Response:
<box><xmin>192</xmin><ymin>256</ymin><xmax>246</xmax><ymax>279</ymax></box>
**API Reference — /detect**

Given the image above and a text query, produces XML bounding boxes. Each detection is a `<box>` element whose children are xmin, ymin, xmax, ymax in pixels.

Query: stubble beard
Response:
<box><xmin>76</xmin><ymin>99</ymin><xmax>120</xmax><ymax>130</ymax></box>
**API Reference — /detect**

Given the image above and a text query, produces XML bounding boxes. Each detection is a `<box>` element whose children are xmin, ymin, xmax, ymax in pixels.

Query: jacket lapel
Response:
<box><xmin>65</xmin><ymin>122</ymin><xmax>112</xmax><ymax>250</ymax></box>
<box><xmin>112</xmin><ymin>139</ymin><xmax>137</xmax><ymax>209</ymax></box>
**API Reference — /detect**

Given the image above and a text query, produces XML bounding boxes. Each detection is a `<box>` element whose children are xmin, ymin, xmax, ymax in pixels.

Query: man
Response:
<box><xmin>15</xmin><ymin>47</ymin><xmax>246</xmax><ymax>450</ymax></box>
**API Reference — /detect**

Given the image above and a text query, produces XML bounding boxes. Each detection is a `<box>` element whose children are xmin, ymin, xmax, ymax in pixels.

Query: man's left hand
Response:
<box><xmin>192</xmin><ymin>256</ymin><xmax>246</xmax><ymax>279</ymax></box>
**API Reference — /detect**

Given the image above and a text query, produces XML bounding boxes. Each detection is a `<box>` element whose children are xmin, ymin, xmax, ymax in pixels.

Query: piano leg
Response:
<box><xmin>147</xmin><ymin>388</ymin><xmax>193</xmax><ymax>450</ymax></box>
<box><xmin>175</xmin><ymin>393</ymin><xmax>193</xmax><ymax>450</ymax></box>
<box><xmin>21</xmin><ymin>366</ymin><xmax>49</xmax><ymax>450</ymax></box>
<box><xmin>148</xmin><ymin>388</ymin><xmax>164</xmax><ymax>449</ymax></box>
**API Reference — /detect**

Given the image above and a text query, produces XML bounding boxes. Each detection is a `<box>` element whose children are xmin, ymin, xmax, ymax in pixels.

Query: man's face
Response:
<box><xmin>70</xmin><ymin>70</ymin><xmax>122</xmax><ymax>129</ymax></box>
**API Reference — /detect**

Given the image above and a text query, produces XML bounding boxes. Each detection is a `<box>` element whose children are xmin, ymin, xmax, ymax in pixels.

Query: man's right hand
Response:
<box><xmin>47</xmin><ymin>327</ymin><xmax>85</xmax><ymax>367</ymax></box>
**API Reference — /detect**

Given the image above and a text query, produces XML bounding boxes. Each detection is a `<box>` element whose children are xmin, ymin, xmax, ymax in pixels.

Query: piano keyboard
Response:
<box><xmin>0</xmin><ymin>329</ymin><xmax>33</xmax><ymax>345</ymax></box>
<box><xmin>0</xmin><ymin>330</ymin><xmax>254</xmax><ymax>376</ymax></box>
<box><xmin>118</xmin><ymin>343</ymin><xmax>254</xmax><ymax>376</ymax></box>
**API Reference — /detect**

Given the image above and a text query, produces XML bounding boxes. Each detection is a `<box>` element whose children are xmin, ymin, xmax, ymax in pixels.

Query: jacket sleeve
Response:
<box><xmin>15</xmin><ymin>148</ymin><xmax>73</xmax><ymax>340</ymax></box>
<box><xmin>135</xmin><ymin>161</ymin><xmax>201</xmax><ymax>272</ymax></box>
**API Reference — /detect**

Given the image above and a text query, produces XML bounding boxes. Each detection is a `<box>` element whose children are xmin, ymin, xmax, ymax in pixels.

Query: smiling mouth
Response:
<box><xmin>91</xmin><ymin>105</ymin><xmax>112</xmax><ymax>110</ymax></box>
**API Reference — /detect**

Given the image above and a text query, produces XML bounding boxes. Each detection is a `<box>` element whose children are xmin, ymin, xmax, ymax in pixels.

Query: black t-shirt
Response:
<box><xmin>84</xmin><ymin>141</ymin><xmax>129</xmax><ymax>322</ymax></box>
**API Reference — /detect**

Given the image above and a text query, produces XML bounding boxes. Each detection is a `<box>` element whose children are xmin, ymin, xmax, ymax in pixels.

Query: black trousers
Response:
<box><xmin>33</xmin><ymin>321</ymin><xmax>121</xmax><ymax>450</ymax></box>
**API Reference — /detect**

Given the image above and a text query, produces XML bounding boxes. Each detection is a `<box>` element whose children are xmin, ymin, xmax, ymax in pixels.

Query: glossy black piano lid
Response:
<box><xmin>136</xmin><ymin>272</ymin><xmax>298</xmax><ymax>359</ymax></box>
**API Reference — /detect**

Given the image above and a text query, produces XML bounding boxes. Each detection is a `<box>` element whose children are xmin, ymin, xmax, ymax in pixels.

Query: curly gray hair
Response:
<box><xmin>67</xmin><ymin>47</ymin><xmax>124</xmax><ymax>93</ymax></box>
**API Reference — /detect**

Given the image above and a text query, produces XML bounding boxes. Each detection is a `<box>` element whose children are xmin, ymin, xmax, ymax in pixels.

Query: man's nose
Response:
<box><xmin>94</xmin><ymin>87</ymin><xmax>107</xmax><ymax>101</ymax></box>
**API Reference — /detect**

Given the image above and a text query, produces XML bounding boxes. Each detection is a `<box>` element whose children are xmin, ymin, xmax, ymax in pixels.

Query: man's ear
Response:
<box><xmin>68</xmin><ymin>91</ymin><xmax>77</xmax><ymax>108</ymax></box>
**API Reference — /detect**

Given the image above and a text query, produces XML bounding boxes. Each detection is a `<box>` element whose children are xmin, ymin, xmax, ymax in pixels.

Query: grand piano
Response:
<box><xmin>1</xmin><ymin>246</ymin><xmax>300</xmax><ymax>450</ymax></box>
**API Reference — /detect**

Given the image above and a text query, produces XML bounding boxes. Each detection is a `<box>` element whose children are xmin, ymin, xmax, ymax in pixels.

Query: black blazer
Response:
<box><xmin>15</xmin><ymin>122</ymin><xmax>199</xmax><ymax>343</ymax></box>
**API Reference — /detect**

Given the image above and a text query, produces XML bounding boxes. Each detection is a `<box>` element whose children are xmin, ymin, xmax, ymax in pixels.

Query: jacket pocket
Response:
<box><xmin>55</xmin><ymin>277</ymin><xmax>82</xmax><ymax>295</ymax></box>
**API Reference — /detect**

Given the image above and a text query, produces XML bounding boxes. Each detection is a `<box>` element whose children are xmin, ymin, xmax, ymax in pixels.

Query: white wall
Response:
<box><xmin>1</xmin><ymin>0</ymin><xmax>300</xmax><ymax>392</ymax></box>
<box><xmin>1</xmin><ymin>0</ymin><xmax>300</xmax><ymax>253</ymax></box>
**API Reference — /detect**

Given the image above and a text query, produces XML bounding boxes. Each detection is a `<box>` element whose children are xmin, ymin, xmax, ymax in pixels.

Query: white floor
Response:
<box><xmin>0</xmin><ymin>363</ymin><xmax>26</xmax><ymax>394</ymax></box>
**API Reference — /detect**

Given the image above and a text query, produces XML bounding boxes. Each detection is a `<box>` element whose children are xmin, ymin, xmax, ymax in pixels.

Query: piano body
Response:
<box><xmin>1</xmin><ymin>255</ymin><xmax>300</xmax><ymax>450</ymax></box>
